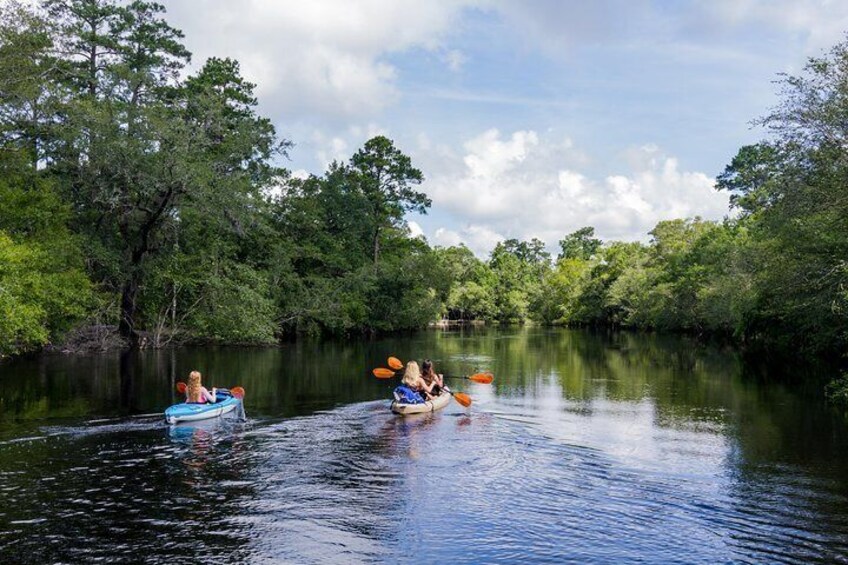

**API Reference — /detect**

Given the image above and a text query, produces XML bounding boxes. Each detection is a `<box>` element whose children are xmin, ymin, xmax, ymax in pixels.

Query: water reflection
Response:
<box><xmin>0</xmin><ymin>327</ymin><xmax>847</xmax><ymax>562</ymax></box>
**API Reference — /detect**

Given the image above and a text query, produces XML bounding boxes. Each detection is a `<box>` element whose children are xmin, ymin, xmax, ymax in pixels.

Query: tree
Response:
<box><xmin>488</xmin><ymin>238</ymin><xmax>551</xmax><ymax>322</ymax></box>
<box><xmin>348</xmin><ymin>136</ymin><xmax>428</xmax><ymax>263</ymax></box>
<box><xmin>558</xmin><ymin>227</ymin><xmax>601</xmax><ymax>261</ymax></box>
<box><xmin>434</xmin><ymin>245</ymin><xmax>496</xmax><ymax>320</ymax></box>
<box><xmin>0</xmin><ymin>153</ymin><xmax>92</xmax><ymax>356</ymax></box>
<box><xmin>570</xmin><ymin>241</ymin><xmax>646</xmax><ymax>325</ymax></box>
<box><xmin>530</xmin><ymin>257</ymin><xmax>590</xmax><ymax>324</ymax></box>
<box><xmin>716</xmin><ymin>143</ymin><xmax>782</xmax><ymax>215</ymax></box>
<box><xmin>0</xmin><ymin>1</ymin><xmax>286</xmax><ymax>344</ymax></box>
<box><xmin>0</xmin><ymin>5</ymin><xmax>44</xmax><ymax>162</ymax></box>
<box><xmin>715</xmin><ymin>38</ymin><xmax>848</xmax><ymax>354</ymax></box>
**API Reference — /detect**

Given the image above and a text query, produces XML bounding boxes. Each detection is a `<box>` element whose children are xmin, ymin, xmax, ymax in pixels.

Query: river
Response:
<box><xmin>0</xmin><ymin>327</ymin><xmax>847</xmax><ymax>563</ymax></box>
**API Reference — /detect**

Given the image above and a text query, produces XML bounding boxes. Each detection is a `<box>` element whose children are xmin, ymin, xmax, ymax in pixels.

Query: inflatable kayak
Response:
<box><xmin>391</xmin><ymin>390</ymin><xmax>451</xmax><ymax>415</ymax></box>
<box><xmin>165</xmin><ymin>390</ymin><xmax>241</xmax><ymax>425</ymax></box>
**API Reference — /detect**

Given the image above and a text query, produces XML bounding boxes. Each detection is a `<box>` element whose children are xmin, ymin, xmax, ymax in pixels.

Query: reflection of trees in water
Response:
<box><xmin>166</xmin><ymin>340</ymin><xmax>399</xmax><ymax>417</ymax></box>
<box><xmin>427</xmin><ymin>327</ymin><xmax>848</xmax><ymax>486</ymax></box>
<box><xmin>0</xmin><ymin>348</ymin><xmax>187</xmax><ymax>422</ymax></box>
<box><xmin>426</xmin><ymin>327</ymin><xmax>848</xmax><ymax>561</ymax></box>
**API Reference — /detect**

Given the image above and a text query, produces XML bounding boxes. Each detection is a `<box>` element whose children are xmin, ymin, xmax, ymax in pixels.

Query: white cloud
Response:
<box><xmin>309</xmin><ymin>123</ymin><xmax>389</xmax><ymax>169</ymax></box>
<box><xmin>423</xmin><ymin>129</ymin><xmax>729</xmax><ymax>256</ymax></box>
<box><xmin>408</xmin><ymin>221</ymin><xmax>425</xmax><ymax>238</ymax></box>
<box><xmin>489</xmin><ymin>0</ymin><xmax>651</xmax><ymax>53</ymax></box>
<box><xmin>490</xmin><ymin>1</ymin><xmax>848</xmax><ymax>56</ymax></box>
<box><xmin>464</xmin><ymin>128</ymin><xmax>538</xmax><ymax>177</ymax></box>
<box><xmin>160</xmin><ymin>0</ymin><xmax>848</xmax><ymax>130</ymax></box>
<box><xmin>433</xmin><ymin>225</ymin><xmax>505</xmax><ymax>256</ymax></box>
<box><xmin>699</xmin><ymin>0</ymin><xmax>848</xmax><ymax>51</ymax></box>
<box><xmin>162</xmin><ymin>0</ymin><xmax>480</xmax><ymax>122</ymax></box>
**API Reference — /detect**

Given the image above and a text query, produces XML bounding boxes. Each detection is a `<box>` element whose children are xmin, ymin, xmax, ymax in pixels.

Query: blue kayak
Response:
<box><xmin>165</xmin><ymin>390</ymin><xmax>241</xmax><ymax>425</ymax></box>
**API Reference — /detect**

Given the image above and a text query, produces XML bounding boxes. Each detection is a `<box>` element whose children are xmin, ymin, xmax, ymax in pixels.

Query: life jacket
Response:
<box><xmin>393</xmin><ymin>385</ymin><xmax>424</xmax><ymax>404</ymax></box>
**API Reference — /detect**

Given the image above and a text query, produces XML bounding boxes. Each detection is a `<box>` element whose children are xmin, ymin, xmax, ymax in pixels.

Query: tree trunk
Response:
<box><xmin>116</xmin><ymin>182</ymin><xmax>179</xmax><ymax>345</ymax></box>
<box><xmin>372</xmin><ymin>226</ymin><xmax>380</xmax><ymax>264</ymax></box>
<box><xmin>118</xmin><ymin>272</ymin><xmax>141</xmax><ymax>345</ymax></box>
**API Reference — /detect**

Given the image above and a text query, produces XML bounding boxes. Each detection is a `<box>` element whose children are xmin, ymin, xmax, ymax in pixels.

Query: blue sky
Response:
<box><xmin>161</xmin><ymin>0</ymin><xmax>848</xmax><ymax>255</ymax></box>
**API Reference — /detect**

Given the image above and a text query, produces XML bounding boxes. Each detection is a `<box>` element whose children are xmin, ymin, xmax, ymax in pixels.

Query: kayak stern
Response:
<box><xmin>164</xmin><ymin>395</ymin><xmax>241</xmax><ymax>424</ymax></box>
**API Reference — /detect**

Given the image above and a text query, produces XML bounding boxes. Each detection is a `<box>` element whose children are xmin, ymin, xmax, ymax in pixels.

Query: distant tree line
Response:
<box><xmin>1</xmin><ymin>1</ymin><xmax>847</xmax><ymax>368</ymax></box>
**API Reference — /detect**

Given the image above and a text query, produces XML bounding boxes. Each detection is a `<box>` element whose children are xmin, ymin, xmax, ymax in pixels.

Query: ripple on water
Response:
<box><xmin>0</xmin><ymin>399</ymin><xmax>846</xmax><ymax>563</ymax></box>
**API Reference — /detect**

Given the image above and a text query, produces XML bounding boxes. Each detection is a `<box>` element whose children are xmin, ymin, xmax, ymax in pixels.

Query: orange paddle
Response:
<box><xmin>447</xmin><ymin>389</ymin><xmax>472</xmax><ymax>407</ymax></box>
<box><xmin>445</xmin><ymin>372</ymin><xmax>494</xmax><ymax>384</ymax></box>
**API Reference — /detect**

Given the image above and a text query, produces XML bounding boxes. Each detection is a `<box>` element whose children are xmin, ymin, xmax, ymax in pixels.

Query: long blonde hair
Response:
<box><xmin>402</xmin><ymin>361</ymin><xmax>421</xmax><ymax>388</ymax></box>
<box><xmin>187</xmin><ymin>371</ymin><xmax>203</xmax><ymax>402</ymax></box>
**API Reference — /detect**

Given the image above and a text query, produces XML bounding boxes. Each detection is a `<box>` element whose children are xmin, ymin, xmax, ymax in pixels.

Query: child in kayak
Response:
<box><xmin>185</xmin><ymin>371</ymin><xmax>217</xmax><ymax>404</ymax></box>
<box><xmin>402</xmin><ymin>361</ymin><xmax>437</xmax><ymax>401</ymax></box>
<box><xmin>421</xmin><ymin>359</ymin><xmax>444</xmax><ymax>395</ymax></box>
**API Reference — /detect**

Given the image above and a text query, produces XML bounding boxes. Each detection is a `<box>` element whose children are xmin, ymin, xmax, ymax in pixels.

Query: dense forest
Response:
<box><xmin>1</xmin><ymin>1</ymin><xmax>847</xmax><ymax>380</ymax></box>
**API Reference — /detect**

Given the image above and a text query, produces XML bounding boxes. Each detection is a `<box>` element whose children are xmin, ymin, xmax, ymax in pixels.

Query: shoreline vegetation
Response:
<box><xmin>2</xmin><ymin>2</ymin><xmax>848</xmax><ymax>392</ymax></box>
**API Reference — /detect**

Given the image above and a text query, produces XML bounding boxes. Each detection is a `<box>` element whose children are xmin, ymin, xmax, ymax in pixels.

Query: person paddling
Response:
<box><xmin>185</xmin><ymin>371</ymin><xmax>217</xmax><ymax>404</ymax></box>
<box><xmin>421</xmin><ymin>359</ymin><xmax>444</xmax><ymax>395</ymax></box>
<box><xmin>402</xmin><ymin>361</ymin><xmax>437</xmax><ymax>401</ymax></box>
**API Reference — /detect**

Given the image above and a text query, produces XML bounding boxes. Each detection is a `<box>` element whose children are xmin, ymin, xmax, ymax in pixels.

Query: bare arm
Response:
<box><xmin>418</xmin><ymin>377</ymin><xmax>436</xmax><ymax>395</ymax></box>
<box><xmin>201</xmin><ymin>386</ymin><xmax>217</xmax><ymax>403</ymax></box>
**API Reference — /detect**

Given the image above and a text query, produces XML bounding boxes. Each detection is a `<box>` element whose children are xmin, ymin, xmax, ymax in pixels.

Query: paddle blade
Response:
<box><xmin>373</xmin><ymin>368</ymin><xmax>396</xmax><ymax>379</ymax></box>
<box><xmin>452</xmin><ymin>391</ymin><xmax>472</xmax><ymax>407</ymax></box>
<box><xmin>231</xmin><ymin>386</ymin><xmax>245</xmax><ymax>399</ymax></box>
<box><xmin>468</xmin><ymin>373</ymin><xmax>494</xmax><ymax>384</ymax></box>
<box><xmin>387</xmin><ymin>357</ymin><xmax>404</xmax><ymax>370</ymax></box>
<box><xmin>176</xmin><ymin>381</ymin><xmax>187</xmax><ymax>394</ymax></box>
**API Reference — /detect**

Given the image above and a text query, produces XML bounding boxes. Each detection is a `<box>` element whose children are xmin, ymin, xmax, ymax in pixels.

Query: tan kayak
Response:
<box><xmin>391</xmin><ymin>390</ymin><xmax>451</xmax><ymax>415</ymax></box>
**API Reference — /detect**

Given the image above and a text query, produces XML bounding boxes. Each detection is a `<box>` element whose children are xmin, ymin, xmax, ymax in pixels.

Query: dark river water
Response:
<box><xmin>1</xmin><ymin>327</ymin><xmax>847</xmax><ymax>563</ymax></box>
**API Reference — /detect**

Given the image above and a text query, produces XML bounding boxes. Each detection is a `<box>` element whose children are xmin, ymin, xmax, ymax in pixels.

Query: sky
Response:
<box><xmin>159</xmin><ymin>0</ymin><xmax>848</xmax><ymax>256</ymax></box>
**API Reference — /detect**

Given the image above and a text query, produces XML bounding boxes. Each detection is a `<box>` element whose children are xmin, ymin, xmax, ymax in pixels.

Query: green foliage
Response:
<box><xmin>0</xmin><ymin>156</ymin><xmax>92</xmax><ymax>355</ymax></box>
<box><xmin>435</xmin><ymin>245</ymin><xmax>496</xmax><ymax>320</ymax></box>
<box><xmin>716</xmin><ymin>39</ymin><xmax>848</xmax><ymax>355</ymax></box>
<box><xmin>558</xmin><ymin>227</ymin><xmax>601</xmax><ymax>261</ymax></box>
<box><xmin>825</xmin><ymin>373</ymin><xmax>848</xmax><ymax>404</ymax></box>
<box><xmin>184</xmin><ymin>264</ymin><xmax>276</xmax><ymax>344</ymax></box>
<box><xmin>489</xmin><ymin>238</ymin><xmax>550</xmax><ymax>323</ymax></box>
<box><xmin>448</xmin><ymin>281</ymin><xmax>497</xmax><ymax>320</ymax></box>
<box><xmin>0</xmin><ymin>0</ymin><xmax>285</xmax><ymax>344</ymax></box>
<box><xmin>366</xmin><ymin>247</ymin><xmax>445</xmax><ymax>331</ymax></box>
<box><xmin>716</xmin><ymin>143</ymin><xmax>781</xmax><ymax>214</ymax></box>
<box><xmin>530</xmin><ymin>257</ymin><xmax>590</xmax><ymax>324</ymax></box>
<box><xmin>0</xmin><ymin>231</ymin><xmax>92</xmax><ymax>357</ymax></box>
<box><xmin>0</xmin><ymin>233</ymin><xmax>51</xmax><ymax>354</ymax></box>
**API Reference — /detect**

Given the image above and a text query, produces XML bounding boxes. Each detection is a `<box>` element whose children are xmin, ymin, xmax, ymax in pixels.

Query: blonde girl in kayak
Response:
<box><xmin>185</xmin><ymin>371</ymin><xmax>217</xmax><ymax>404</ymax></box>
<box><xmin>402</xmin><ymin>361</ymin><xmax>436</xmax><ymax>400</ymax></box>
<box><xmin>421</xmin><ymin>359</ymin><xmax>444</xmax><ymax>394</ymax></box>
